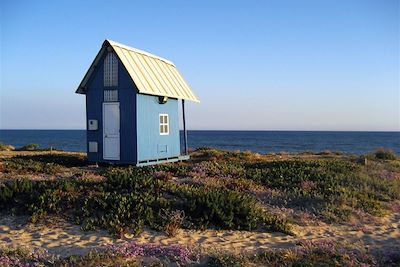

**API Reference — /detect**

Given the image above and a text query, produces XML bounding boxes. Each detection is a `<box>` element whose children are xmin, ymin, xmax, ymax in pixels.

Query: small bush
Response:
<box><xmin>160</xmin><ymin>209</ymin><xmax>185</xmax><ymax>237</ymax></box>
<box><xmin>77</xmin><ymin>169</ymin><xmax>167</xmax><ymax>236</ymax></box>
<box><xmin>19</xmin><ymin>143</ymin><xmax>39</xmax><ymax>151</ymax></box>
<box><xmin>170</xmin><ymin>185</ymin><xmax>292</xmax><ymax>234</ymax></box>
<box><xmin>0</xmin><ymin>143</ymin><xmax>14</xmax><ymax>151</ymax></box>
<box><xmin>374</xmin><ymin>148</ymin><xmax>397</xmax><ymax>160</ymax></box>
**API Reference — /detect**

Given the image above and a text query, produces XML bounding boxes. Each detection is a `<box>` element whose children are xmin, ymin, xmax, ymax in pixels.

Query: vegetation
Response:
<box><xmin>183</xmin><ymin>148</ymin><xmax>400</xmax><ymax>223</ymax></box>
<box><xmin>244</xmin><ymin>159</ymin><xmax>397</xmax><ymax>221</ymax></box>
<box><xmin>0</xmin><ymin>154</ymin><xmax>87</xmax><ymax>175</ymax></box>
<box><xmin>0</xmin><ymin>147</ymin><xmax>399</xmax><ymax>265</ymax></box>
<box><xmin>1</xmin><ymin>147</ymin><xmax>399</xmax><ymax>233</ymax></box>
<box><xmin>0</xmin><ymin>142</ymin><xmax>65</xmax><ymax>152</ymax></box>
<box><xmin>367</xmin><ymin>147</ymin><xmax>398</xmax><ymax>160</ymax></box>
<box><xmin>0</xmin><ymin>166</ymin><xmax>291</xmax><ymax>236</ymax></box>
<box><xmin>207</xmin><ymin>239</ymin><xmax>400</xmax><ymax>267</ymax></box>
<box><xmin>2</xmin><ymin>240</ymin><xmax>399</xmax><ymax>267</ymax></box>
<box><xmin>169</xmin><ymin>184</ymin><xmax>291</xmax><ymax>233</ymax></box>
<box><xmin>18</xmin><ymin>143</ymin><xmax>40</xmax><ymax>151</ymax></box>
<box><xmin>0</xmin><ymin>143</ymin><xmax>14</xmax><ymax>151</ymax></box>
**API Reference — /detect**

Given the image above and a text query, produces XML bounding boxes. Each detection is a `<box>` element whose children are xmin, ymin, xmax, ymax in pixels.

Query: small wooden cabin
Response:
<box><xmin>76</xmin><ymin>39</ymin><xmax>199</xmax><ymax>166</ymax></box>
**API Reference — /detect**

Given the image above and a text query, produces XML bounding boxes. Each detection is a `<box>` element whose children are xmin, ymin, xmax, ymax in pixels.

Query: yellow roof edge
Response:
<box><xmin>104</xmin><ymin>39</ymin><xmax>175</xmax><ymax>66</ymax></box>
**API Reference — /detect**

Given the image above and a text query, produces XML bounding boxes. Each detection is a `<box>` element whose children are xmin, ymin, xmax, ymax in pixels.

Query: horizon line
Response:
<box><xmin>1</xmin><ymin>129</ymin><xmax>399</xmax><ymax>133</ymax></box>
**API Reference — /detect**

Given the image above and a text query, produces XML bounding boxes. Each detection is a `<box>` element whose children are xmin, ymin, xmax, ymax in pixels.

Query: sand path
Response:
<box><xmin>0</xmin><ymin>213</ymin><xmax>399</xmax><ymax>257</ymax></box>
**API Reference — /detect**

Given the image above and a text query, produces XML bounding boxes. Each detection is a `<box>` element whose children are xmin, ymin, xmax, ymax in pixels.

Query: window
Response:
<box><xmin>159</xmin><ymin>114</ymin><xmax>169</xmax><ymax>135</ymax></box>
<box><xmin>104</xmin><ymin>90</ymin><xmax>118</xmax><ymax>102</ymax></box>
<box><xmin>104</xmin><ymin>52</ymin><xmax>118</xmax><ymax>87</ymax></box>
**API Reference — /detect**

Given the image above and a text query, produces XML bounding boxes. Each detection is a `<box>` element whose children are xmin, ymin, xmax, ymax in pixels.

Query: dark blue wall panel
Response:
<box><xmin>85</xmin><ymin>52</ymin><xmax>137</xmax><ymax>164</ymax></box>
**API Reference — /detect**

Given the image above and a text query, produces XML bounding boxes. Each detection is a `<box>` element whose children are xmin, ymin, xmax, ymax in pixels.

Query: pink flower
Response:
<box><xmin>105</xmin><ymin>242</ymin><xmax>195</xmax><ymax>264</ymax></box>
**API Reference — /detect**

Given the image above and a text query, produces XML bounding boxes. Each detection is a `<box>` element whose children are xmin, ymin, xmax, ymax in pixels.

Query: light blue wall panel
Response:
<box><xmin>136</xmin><ymin>94</ymin><xmax>181</xmax><ymax>162</ymax></box>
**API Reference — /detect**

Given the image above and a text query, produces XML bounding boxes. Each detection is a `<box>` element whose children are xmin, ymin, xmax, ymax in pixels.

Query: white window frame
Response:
<box><xmin>159</xmin><ymin>114</ymin><xmax>169</xmax><ymax>135</ymax></box>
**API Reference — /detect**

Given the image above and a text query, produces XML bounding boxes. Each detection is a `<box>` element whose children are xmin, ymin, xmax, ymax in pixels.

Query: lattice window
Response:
<box><xmin>104</xmin><ymin>52</ymin><xmax>118</xmax><ymax>87</ymax></box>
<box><xmin>104</xmin><ymin>90</ymin><xmax>118</xmax><ymax>102</ymax></box>
<box><xmin>159</xmin><ymin>114</ymin><xmax>169</xmax><ymax>135</ymax></box>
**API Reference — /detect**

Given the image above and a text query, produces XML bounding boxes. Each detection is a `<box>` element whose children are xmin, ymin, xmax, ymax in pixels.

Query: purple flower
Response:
<box><xmin>105</xmin><ymin>242</ymin><xmax>195</xmax><ymax>264</ymax></box>
<box><xmin>188</xmin><ymin>164</ymin><xmax>207</xmax><ymax>178</ymax></box>
<box><xmin>0</xmin><ymin>256</ymin><xmax>29</xmax><ymax>267</ymax></box>
<box><xmin>153</xmin><ymin>171</ymin><xmax>173</xmax><ymax>180</ymax></box>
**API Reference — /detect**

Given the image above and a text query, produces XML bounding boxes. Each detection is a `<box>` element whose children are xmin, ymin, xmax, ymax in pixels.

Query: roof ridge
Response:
<box><xmin>105</xmin><ymin>39</ymin><xmax>175</xmax><ymax>66</ymax></box>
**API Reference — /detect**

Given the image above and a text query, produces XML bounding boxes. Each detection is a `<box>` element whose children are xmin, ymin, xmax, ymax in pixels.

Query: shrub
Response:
<box><xmin>0</xmin><ymin>154</ymin><xmax>87</xmax><ymax>175</ymax></box>
<box><xmin>170</xmin><ymin>185</ymin><xmax>292</xmax><ymax>234</ymax></box>
<box><xmin>243</xmin><ymin>159</ymin><xmax>399</xmax><ymax>222</ymax></box>
<box><xmin>0</xmin><ymin>178</ymin><xmax>34</xmax><ymax>210</ymax></box>
<box><xmin>0</xmin><ymin>178</ymin><xmax>80</xmax><ymax>222</ymax></box>
<box><xmin>1</xmin><ymin>158</ymin><xmax>63</xmax><ymax>174</ymax></box>
<box><xmin>245</xmin><ymin>159</ymin><xmax>357</xmax><ymax>188</ymax></box>
<box><xmin>159</xmin><ymin>209</ymin><xmax>185</xmax><ymax>237</ymax></box>
<box><xmin>207</xmin><ymin>253</ymin><xmax>245</xmax><ymax>267</ymax></box>
<box><xmin>78</xmin><ymin>190</ymin><xmax>163</xmax><ymax>236</ymax></box>
<box><xmin>18</xmin><ymin>143</ymin><xmax>39</xmax><ymax>151</ymax></box>
<box><xmin>152</xmin><ymin>163</ymin><xmax>189</xmax><ymax>177</ymax></box>
<box><xmin>13</xmin><ymin>154</ymin><xmax>87</xmax><ymax>167</ymax></box>
<box><xmin>188</xmin><ymin>161</ymin><xmax>246</xmax><ymax>179</ymax></box>
<box><xmin>0</xmin><ymin>143</ymin><xmax>14</xmax><ymax>151</ymax></box>
<box><xmin>104</xmin><ymin>167</ymin><xmax>163</xmax><ymax>192</ymax></box>
<box><xmin>76</xmin><ymin>169</ymin><xmax>167</xmax><ymax>236</ymax></box>
<box><xmin>175</xmin><ymin>186</ymin><xmax>259</xmax><ymax>230</ymax></box>
<box><xmin>374</xmin><ymin>148</ymin><xmax>397</xmax><ymax>160</ymax></box>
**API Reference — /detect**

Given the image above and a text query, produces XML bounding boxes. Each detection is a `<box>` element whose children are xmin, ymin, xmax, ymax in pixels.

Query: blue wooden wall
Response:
<box><xmin>85</xmin><ymin>52</ymin><xmax>137</xmax><ymax>164</ymax></box>
<box><xmin>136</xmin><ymin>94</ymin><xmax>181</xmax><ymax>162</ymax></box>
<box><xmin>85</xmin><ymin>50</ymin><xmax>181</xmax><ymax>164</ymax></box>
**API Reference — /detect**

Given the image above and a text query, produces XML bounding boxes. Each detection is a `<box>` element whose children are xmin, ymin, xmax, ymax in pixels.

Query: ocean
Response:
<box><xmin>0</xmin><ymin>130</ymin><xmax>399</xmax><ymax>155</ymax></box>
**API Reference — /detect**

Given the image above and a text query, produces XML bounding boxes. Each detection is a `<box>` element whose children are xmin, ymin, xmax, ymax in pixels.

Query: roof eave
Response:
<box><xmin>75</xmin><ymin>45</ymin><xmax>107</xmax><ymax>94</ymax></box>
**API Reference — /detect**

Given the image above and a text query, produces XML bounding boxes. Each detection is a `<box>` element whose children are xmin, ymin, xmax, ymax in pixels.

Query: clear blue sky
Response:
<box><xmin>1</xmin><ymin>0</ymin><xmax>399</xmax><ymax>131</ymax></box>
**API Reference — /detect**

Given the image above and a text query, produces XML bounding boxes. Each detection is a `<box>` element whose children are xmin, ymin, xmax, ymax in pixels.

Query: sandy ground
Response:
<box><xmin>0</xmin><ymin>213</ymin><xmax>399</xmax><ymax>257</ymax></box>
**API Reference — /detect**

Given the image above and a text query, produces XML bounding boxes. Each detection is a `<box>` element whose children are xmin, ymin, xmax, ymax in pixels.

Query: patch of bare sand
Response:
<box><xmin>0</xmin><ymin>213</ymin><xmax>399</xmax><ymax>258</ymax></box>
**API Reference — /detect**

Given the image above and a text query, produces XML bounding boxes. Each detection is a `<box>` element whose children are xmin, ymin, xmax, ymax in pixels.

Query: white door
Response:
<box><xmin>103</xmin><ymin>102</ymin><xmax>120</xmax><ymax>160</ymax></box>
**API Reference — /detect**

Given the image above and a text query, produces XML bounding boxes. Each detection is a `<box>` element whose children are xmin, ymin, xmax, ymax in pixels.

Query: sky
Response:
<box><xmin>1</xmin><ymin>0</ymin><xmax>399</xmax><ymax>131</ymax></box>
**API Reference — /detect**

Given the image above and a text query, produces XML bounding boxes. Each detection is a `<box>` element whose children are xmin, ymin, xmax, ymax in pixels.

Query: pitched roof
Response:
<box><xmin>76</xmin><ymin>39</ymin><xmax>199</xmax><ymax>103</ymax></box>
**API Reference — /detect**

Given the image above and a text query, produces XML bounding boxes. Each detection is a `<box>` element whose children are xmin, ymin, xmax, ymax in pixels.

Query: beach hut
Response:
<box><xmin>76</xmin><ymin>39</ymin><xmax>199</xmax><ymax>166</ymax></box>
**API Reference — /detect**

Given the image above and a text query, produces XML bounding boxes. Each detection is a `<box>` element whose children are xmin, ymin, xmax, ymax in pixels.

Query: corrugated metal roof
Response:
<box><xmin>76</xmin><ymin>39</ymin><xmax>199</xmax><ymax>103</ymax></box>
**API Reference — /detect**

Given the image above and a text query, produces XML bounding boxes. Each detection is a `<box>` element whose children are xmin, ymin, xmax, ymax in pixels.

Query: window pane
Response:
<box><xmin>160</xmin><ymin>116</ymin><xmax>163</xmax><ymax>123</ymax></box>
<box><xmin>164</xmin><ymin>115</ymin><xmax>168</xmax><ymax>123</ymax></box>
<box><xmin>160</xmin><ymin>125</ymin><xmax>163</xmax><ymax>133</ymax></box>
<box><xmin>164</xmin><ymin>125</ymin><xmax>168</xmax><ymax>133</ymax></box>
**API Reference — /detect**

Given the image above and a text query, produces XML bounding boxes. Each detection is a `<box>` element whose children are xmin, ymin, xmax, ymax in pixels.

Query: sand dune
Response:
<box><xmin>0</xmin><ymin>213</ymin><xmax>399</xmax><ymax>257</ymax></box>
